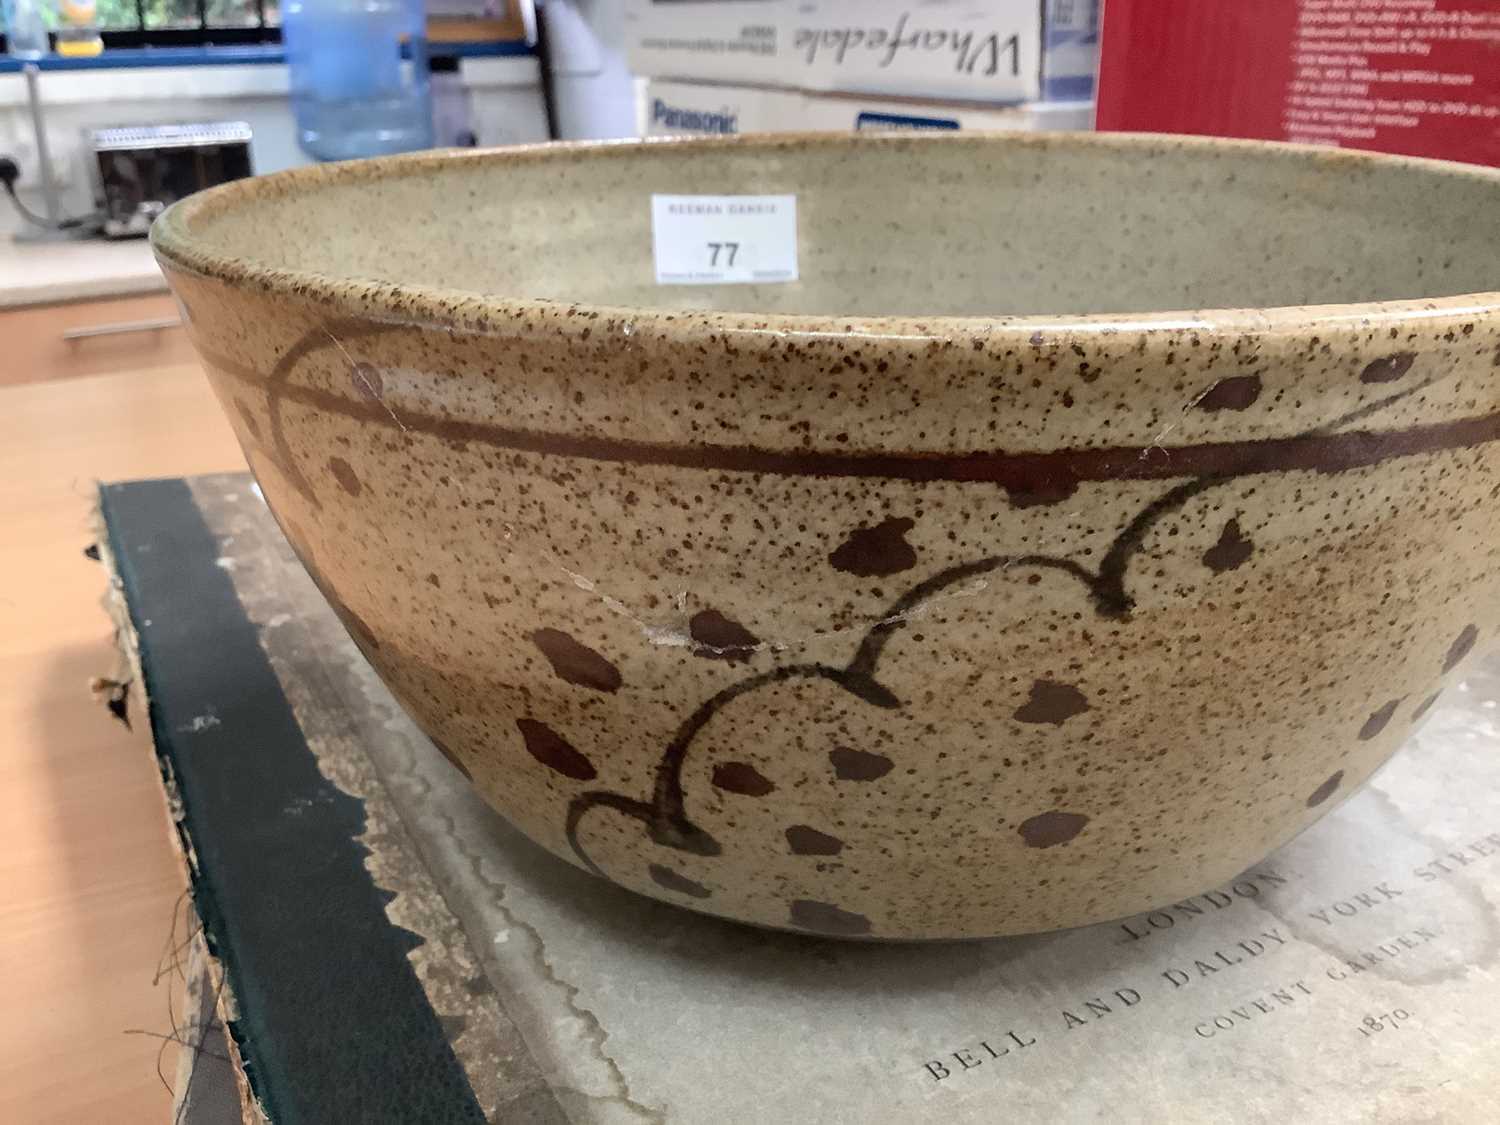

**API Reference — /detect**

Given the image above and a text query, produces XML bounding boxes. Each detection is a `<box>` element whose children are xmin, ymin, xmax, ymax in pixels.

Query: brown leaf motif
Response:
<box><xmin>828</xmin><ymin>517</ymin><xmax>918</xmax><ymax>577</ymax></box>
<box><xmin>689</xmin><ymin>609</ymin><xmax>761</xmax><ymax>663</ymax></box>
<box><xmin>1014</xmin><ymin>680</ymin><xmax>1090</xmax><ymax>726</ymax></box>
<box><xmin>516</xmin><ymin>718</ymin><xmax>597</xmax><ymax>781</ymax></box>
<box><xmin>531</xmin><ymin>628</ymin><xmax>623</xmax><ymax>693</ymax></box>
<box><xmin>1203</xmin><ymin>518</ymin><xmax>1254</xmax><ymax>574</ymax></box>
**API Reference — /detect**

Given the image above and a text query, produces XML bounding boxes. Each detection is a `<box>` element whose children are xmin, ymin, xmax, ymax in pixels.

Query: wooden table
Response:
<box><xmin>0</xmin><ymin>364</ymin><xmax>242</xmax><ymax>1123</ymax></box>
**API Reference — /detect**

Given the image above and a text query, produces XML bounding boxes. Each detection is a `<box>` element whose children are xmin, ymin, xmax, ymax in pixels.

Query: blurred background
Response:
<box><xmin>4</xmin><ymin>0</ymin><xmax>1495</xmax><ymax>251</ymax></box>
<box><xmin>2</xmin><ymin>1</ymin><xmax>1492</xmax><ymax>266</ymax></box>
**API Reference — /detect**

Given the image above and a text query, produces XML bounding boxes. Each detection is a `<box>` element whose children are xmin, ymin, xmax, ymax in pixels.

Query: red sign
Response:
<box><xmin>1096</xmin><ymin>0</ymin><xmax>1500</xmax><ymax>166</ymax></box>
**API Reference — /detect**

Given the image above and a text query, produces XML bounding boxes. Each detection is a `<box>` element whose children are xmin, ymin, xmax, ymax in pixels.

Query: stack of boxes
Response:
<box><xmin>626</xmin><ymin>0</ymin><xmax>1099</xmax><ymax>138</ymax></box>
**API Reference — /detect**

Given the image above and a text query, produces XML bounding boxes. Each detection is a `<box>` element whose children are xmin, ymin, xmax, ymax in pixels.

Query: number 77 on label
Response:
<box><xmin>651</xmin><ymin>194</ymin><xmax>799</xmax><ymax>285</ymax></box>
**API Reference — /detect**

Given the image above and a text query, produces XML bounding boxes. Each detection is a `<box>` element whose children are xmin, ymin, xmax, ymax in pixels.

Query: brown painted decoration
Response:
<box><xmin>1306</xmin><ymin>770</ymin><xmax>1345</xmax><ymax>808</ymax></box>
<box><xmin>1202</xmin><ymin>518</ymin><xmax>1255</xmax><ymax>573</ymax></box>
<box><xmin>711</xmin><ymin>761</ymin><xmax>775</xmax><ymax>797</ymax></box>
<box><xmin>327</xmin><ymin>456</ymin><xmax>362</xmax><ymax>497</ymax></box>
<box><xmin>785</xmin><ymin>825</ymin><xmax>845</xmax><ymax>856</ymax></box>
<box><xmin>1411</xmin><ymin>691</ymin><xmax>1442</xmax><ymax>722</ymax></box>
<box><xmin>649</xmin><ymin>864</ymin><xmax>712</xmax><ymax>899</ymax></box>
<box><xmin>516</xmin><ymin>719</ymin><xmax>596</xmax><ymax>781</ymax></box>
<box><xmin>1019</xmin><ymin>811</ymin><xmax>1090</xmax><ymax>849</ymax></box>
<box><xmin>235</xmin><ymin>400</ymin><xmax>262</xmax><ymax>440</ymax></box>
<box><xmin>1195</xmin><ymin>374</ymin><xmax>1262</xmax><ymax>412</ymax></box>
<box><xmin>428</xmin><ymin>735</ymin><xmax>472</xmax><ymax>781</ymax></box>
<box><xmin>689</xmin><ymin>609</ymin><xmax>760</xmax><ymax>663</ymax></box>
<box><xmin>1007</xmin><ymin>479</ymin><xmax>1079</xmax><ymax>508</ymax></box>
<box><xmin>157</xmin><ymin>132</ymin><xmax>1500</xmax><ymax>940</ymax></box>
<box><xmin>1444</xmin><ymin>624</ymin><xmax>1479</xmax><ymax>674</ymax></box>
<box><xmin>1360</xmin><ymin>352</ymin><xmax>1416</xmax><ymax>384</ymax></box>
<box><xmin>1014</xmin><ymin>680</ymin><xmax>1091</xmax><ymax>726</ymax></box>
<box><xmin>531</xmin><ymin>628</ymin><xmax>623</xmax><ymax>693</ymax></box>
<box><xmin>828</xmin><ymin>746</ymin><xmax>894</xmax><ymax>781</ymax></box>
<box><xmin>318</xmin><ymin>584</ymin><xmax>381</xmax><ymax>654</ymax></box>
<box><xmin>828</xmin><ymin>517</ymin><xmax>918</xmax><ymax>577</ymax></box>
<box><xmin>1358</xmin><ymin>699</ymin><xmax>1402</xmax><ymax>741</ymax></box>
<box><xmin>789</xmin><ymin>899</ymin><xmax>872</xmax><ymax>937</ymax></box>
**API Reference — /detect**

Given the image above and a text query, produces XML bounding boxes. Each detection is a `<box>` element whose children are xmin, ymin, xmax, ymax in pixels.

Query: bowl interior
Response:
<box><xmin>167</xmin><ymin>134</ymin><xmax>1500</xmax><ymax>318</ymax></box>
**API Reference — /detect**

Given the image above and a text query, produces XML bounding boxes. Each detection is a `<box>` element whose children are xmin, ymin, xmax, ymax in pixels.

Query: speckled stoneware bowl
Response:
<box><xmin>153</xmin><ymin>133</ymin><xmax>1500</xmax><ymax>940</ymax></box>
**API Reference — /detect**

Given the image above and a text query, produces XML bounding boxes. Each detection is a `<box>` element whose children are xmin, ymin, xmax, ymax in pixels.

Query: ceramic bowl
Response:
<box><xmin>153</xmin><ymin>133</ymin><xmax>1500</xmax><ymax>940</ymax></box>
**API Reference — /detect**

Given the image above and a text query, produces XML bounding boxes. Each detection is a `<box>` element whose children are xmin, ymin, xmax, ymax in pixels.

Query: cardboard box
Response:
<box><xmin>626</xmin><ymin>0</ymin><xmax>782</xmax><ymax>87</ymax></box>
<box><xmin>625</xmin><ymin>0</ymin><xmax>1100</xmax><ymax>104</ymax></box>
<box><xmin>1041</xmin><ymin>0</ymin><xmax>1097</xmax><ymax>100</ymax></box>
<box><xmin>1095</xmin><ymin>0</ymin><xmax>1500</xmax><ymax>166</ymax></box>
<box><xmin>637</xmin><ymin>78</ymin><xmax>1094</xmax><ymax>136</ymax></box>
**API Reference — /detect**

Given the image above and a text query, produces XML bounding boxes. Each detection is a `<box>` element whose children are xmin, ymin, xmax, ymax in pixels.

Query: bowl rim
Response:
<box><xmin>152</xmin><ymin>130</ymin><xmax>1500</xmax><ymax>343</ymax></box>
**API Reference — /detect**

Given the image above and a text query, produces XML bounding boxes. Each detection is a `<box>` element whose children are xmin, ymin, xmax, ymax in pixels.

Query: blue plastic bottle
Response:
<box><xmin>283</xmin><ymin>0</ymin><xmax>435</xmax><ymax>162</ymax></box>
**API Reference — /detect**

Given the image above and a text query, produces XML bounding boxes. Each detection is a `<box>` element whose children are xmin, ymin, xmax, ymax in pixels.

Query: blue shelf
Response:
<box><xmin>0</xmin><ymin>39</ymin><xmax>532</xmax><ymax>73</ymax></box>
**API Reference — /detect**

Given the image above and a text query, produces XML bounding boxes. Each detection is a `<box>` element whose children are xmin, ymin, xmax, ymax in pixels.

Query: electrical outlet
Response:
<box><xmin>2</xmin><ymin>138</ymin><xmax>40</xmax><ymax>188</ymax></box>
<box><xmin>1</xmin><ymin>137</ymin><xmax>77</xmax><ymax>191</ymax></box>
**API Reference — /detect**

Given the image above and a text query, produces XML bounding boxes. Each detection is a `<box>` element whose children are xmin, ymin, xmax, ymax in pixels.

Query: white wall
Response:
<box><xmin>0</xmin><ymin>56</ymin><xmax>550</xmax><ymax>236</ymax></box>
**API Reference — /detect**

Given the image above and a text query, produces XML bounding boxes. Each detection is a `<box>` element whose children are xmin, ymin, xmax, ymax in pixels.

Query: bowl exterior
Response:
<box><xmin>160</xmin><ymin>261</ymin><xmax>1500</xmax><ymax>940</ymax></box>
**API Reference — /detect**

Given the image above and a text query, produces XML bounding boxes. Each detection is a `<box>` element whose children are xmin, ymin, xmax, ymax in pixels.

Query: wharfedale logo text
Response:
<box><xmin>794</xmin><ymin>12</ymin><xmax>1021</xmax><ymax>76</ymax></box>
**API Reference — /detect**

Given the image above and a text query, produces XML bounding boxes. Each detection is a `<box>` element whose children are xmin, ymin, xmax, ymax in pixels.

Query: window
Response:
<box><xmin>98</xmin><ymin>0</ymin><xmax>281</xmax><ymax>39</ymax></box>
<box><xmin>2</xmin><ymin>0</ymin><xmax>281</xmax><ymax>50</ymax></box>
